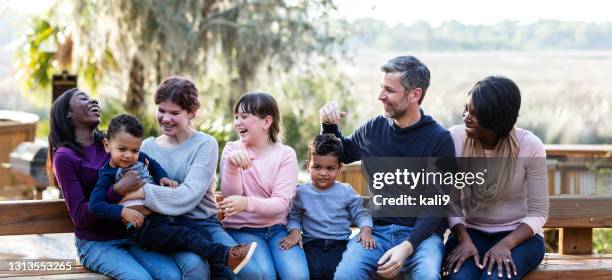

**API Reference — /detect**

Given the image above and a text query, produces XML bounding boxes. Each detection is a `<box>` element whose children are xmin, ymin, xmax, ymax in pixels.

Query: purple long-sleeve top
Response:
<box><xmin>52</xmin><ymin>143</ymin><xmax>127</xmax><ymax>241</ymax></box>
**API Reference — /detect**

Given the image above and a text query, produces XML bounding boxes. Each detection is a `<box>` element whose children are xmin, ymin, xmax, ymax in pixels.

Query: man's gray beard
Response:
<box><xmin>384</xmin><ymin>107</ymin><xmax>407</xmax><ymax>119</ymax></box>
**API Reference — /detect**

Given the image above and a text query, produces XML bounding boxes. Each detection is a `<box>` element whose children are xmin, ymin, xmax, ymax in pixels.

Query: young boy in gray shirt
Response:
<box><xmin>280</xmin><ymin>134</ymin><xmax>375</xmax><ymax>280</ymax></box>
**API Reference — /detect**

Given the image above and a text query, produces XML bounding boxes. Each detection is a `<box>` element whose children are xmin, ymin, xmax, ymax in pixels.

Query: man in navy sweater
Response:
<box><xmin>320</xmin><ymin>55</ymin><xmax>454</xmax><ymax>280</ymax></box>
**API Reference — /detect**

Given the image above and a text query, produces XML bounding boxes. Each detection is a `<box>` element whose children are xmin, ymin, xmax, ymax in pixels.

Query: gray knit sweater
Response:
<box><xmin>140</xmin><ymin>132</ymin><xmax>219</xmax><ymax>220</ymax></box>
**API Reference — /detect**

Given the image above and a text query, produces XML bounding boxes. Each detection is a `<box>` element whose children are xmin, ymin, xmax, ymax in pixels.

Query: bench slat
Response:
<box><xmin>525</xmin><ymin>254</ymin><xmax>612</xmax><ymax>280</ymax></box>
<box><xmin>0</xmin><ymin>200</ymin><xmax>74</xmax><ymax>235</ymax></box>
<box><xmin>2</xmin><ymin>273</ymin><xmax>109</xmax><ymax>279</ymax></box>
<box><xmin>546</xmin><ymin>195</ymin><xmax>612</xmax><ymax>228</ymax></box>
<box><xmin>0</xmin><ymin>264</ymin><xmax>109</xmax><ymax>279</ymax></box>
<box><xmin>1</xmin><ymin>196</ymin><xmax>612</xmax><ymax>236</ymax></box>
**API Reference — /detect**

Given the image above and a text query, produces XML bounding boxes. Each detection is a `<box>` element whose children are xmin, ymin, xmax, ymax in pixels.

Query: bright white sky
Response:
<box><xmin>4</xmin><ymin>0</ymin><xmax>612</xmax><ymax>26</ymax></box>
<box><xmin>335</xmin><ymin>0</ymin><xmax>612</xmax><ymax>26</ymax></box>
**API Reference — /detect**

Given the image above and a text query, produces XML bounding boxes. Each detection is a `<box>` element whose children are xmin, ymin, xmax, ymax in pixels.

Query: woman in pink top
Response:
<box><xmin>443</xmin><ymin>76</ymin><xmax>549</xmax><ymax>280</ymax></box>
<box><xmin>219</xmin><ymin>92</ymin><xmax>309</xmax><ymax>280</ymax></box>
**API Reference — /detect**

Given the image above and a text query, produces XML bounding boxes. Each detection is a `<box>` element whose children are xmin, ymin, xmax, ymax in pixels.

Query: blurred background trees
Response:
<box><xmin>13</xmin><ymin>0</ymin><xmax>353</xmax><ymax>161</ymax></box>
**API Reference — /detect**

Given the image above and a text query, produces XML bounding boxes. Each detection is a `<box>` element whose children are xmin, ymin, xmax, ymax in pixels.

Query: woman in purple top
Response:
<box><xmin>47</xmin><ymin>88</ymin><xmax>203</xmax><ymax>280</ymax></box>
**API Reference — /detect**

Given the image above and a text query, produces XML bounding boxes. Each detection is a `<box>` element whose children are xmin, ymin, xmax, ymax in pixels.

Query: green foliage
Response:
<box><xmin>71</xmin><ymin>0</ymin><xmax>347</xmax><ymax>110</ymax></box>
<box><xmin>13</xmin><ymin>11</ymin><xmax>119</xmax><ymax>107</ymax></box>
<box><xmin>13</xmin><ymin>16</ymin><xmax>56</xmax><ymax>106</ymax></box>
<box><xmin>16</xmin><ymin>0</ymin><xmax>351</xmax><ymax>160</ymax></box>
<box><xmin>97</xmin><ymin>98</ymin><xmax>160</xmax><ymax>139</ymax></box>
<box><xmin>275</xmin><ymin>61</ymin><xmax>354</xmax><ymax>163</ymax></box>
<box><xmin>594</xmin><ymin>228</ymin><xmax>612</xmax><ymax>254</ymax></box>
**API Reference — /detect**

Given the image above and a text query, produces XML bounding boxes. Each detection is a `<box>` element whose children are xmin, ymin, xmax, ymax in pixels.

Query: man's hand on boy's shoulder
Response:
<box><xmin>280</xmin><ymin>229</ymin><xmax>302</xmax><ymax>250</ymax></box>
<box><xmin>356</xmin><ymin>226</ymin><xmax>376</xmax><ymax>249</ymax></box>
<box><xmin>160</xmin><ymin>177</ymin><xmax>178</xmax><ymax>188</ymax></box>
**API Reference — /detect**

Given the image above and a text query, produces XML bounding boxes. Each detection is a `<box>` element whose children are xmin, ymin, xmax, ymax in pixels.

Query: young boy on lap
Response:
<box><xmin>89</xmin><ymin>114</ymin><xmax>255</xmax><ymax>274</ymax></box>
<box><xmin>280</xmin><ymin>134</ymin><xmax>375</xmax><ymax>280</ymax></box>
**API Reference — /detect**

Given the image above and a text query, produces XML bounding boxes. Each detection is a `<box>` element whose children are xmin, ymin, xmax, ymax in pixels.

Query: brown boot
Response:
<box><xmin>227</xmin><ymin>242</ymin><xmax>257</xmax><ymax>274</ymax></box>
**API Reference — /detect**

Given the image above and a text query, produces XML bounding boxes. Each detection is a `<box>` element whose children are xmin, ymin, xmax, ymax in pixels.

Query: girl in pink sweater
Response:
<box><xmin>443</xmin><ymin>76</ymin><xmax>549</xmax><ymax>280</ymax></box>
<box><xmin>218</xmin><ymin>92</ymin><xmax>308</xmax><ymax>280</ymax></box>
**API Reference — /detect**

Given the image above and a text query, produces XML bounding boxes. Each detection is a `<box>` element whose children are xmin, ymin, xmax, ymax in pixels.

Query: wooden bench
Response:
<box><xmin>1</xmin><ymin>196</ymin><xmax>611</xmax><ymax>279</ymax></box>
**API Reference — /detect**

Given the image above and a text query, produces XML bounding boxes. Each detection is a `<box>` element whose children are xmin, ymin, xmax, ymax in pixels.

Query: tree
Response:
<box><xmin>15</xmin><ymin>0</ymin><xmax>352</xmax><ymax>160</ymax></box>
<box><xmin>67</xmin><ymin>0</ymin><xmax>346</xmax><ymax>115</ymax></box>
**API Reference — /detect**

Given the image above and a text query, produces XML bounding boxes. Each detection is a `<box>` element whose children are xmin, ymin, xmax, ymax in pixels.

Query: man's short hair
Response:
<box><xmin>380</xmin><ymin>56</ymin><xmax>431</xmax><ymax>104</ymax></box>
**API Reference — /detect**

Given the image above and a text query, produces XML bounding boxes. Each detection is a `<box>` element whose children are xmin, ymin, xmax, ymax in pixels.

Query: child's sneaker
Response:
<box><xmin>226</xmin><ymin>242</ymin><xmax>257</xmax><ymax>274</ymax></box>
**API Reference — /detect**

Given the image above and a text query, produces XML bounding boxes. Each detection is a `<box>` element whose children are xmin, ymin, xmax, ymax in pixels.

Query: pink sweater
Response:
<box><xmin>220</xmin><ymin>141</ymin><xmax>299</xmax><ymax>229</ymax></box>
<box><xmin>448</xmin><ymin>125</ymin><xmax>549</xmax><ymax>236</ymax></box>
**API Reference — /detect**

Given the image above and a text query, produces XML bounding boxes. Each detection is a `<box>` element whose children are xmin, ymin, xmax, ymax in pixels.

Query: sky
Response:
<box><xmin>3</xmin><ymin>0</ymin><xmax>611</xmax><ymax>26</ymax></box>
<box><xmin>335</xmin><ymin>0</ymin><xmax>612</xmax><ymax>26</ymax></box>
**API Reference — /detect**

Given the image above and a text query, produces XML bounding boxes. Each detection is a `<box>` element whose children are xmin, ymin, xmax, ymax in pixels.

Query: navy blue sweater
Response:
<box><xmin>89</xmin><ymin>152</ymin><xmax>168</xmax><ymax>221</ymax></box>
<box><xmin>321</xmin><ymin>110</ymin><xmax>455</xmax><ymax>248</ymax></box>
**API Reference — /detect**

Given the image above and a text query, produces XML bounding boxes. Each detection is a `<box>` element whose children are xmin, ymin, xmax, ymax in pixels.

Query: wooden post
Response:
<box><xmin>560</xmin><ymin>170</ymin><xmax>571</xmax><ymax>194</ymax></box>
<box><xmin>547</xmin><ymin>168</ymin><xmax>556</xmax><ymax>195</ymax></box>
<box><xmin>559</xmin><ymin>228</ymin><xmax>592</xmax><ymax>255</ymax></box>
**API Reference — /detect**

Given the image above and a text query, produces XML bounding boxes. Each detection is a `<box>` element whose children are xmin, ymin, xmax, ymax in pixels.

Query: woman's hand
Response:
<box><xmin>228</xmin><ymin>150</ymin><xmax>252</xmax><ymax>169</ymax></box>
<box><xmin>160</xmin><ymin>177</ymin><xmax>178</xmax><ymax>188</ymax></box>
<box><xmin>356</xmin><ymin>226</ymin><xmax>376</xmax><ymax>249</ymax></box>
<box><xmin>217</xmin><ymin>195</ymin><xmax>248</xmax><ymax>217</ymax></box>
<box><xmin>119</xmin><ymin>188</ymin><xmax>145</xmax><ymax>204</ymax></box>
<box><xmin>113</xmin><ymin>171</ymin><xmax>144</xmax><ymax>196</ymax></box>
<box><xmin>482</xmin><ymin>241</ymin><xmax>517</xmax><ymax>279</ymax></box>
<box><xmin>443</xmin><ymin>239</ymin><xmax>481</xmax><ymax>276</ymax></box>
<box><xmin>280</xmin><ymin>229</ymin><xmax>302</xmax><ymax>250</ymax></box>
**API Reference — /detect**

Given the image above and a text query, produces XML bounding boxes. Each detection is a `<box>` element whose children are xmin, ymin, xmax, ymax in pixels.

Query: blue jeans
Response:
<box><xmin>227</xmin><ymin>224</ymin><xmax>309</xmax><ymax>280</ymax></box>
<box><xmin>334</xmin><ymin>224</ymin><xmax>444</xmax><ymax>280</ymax></box>
<box><xmin>129</xmin><ymin>214</ymin><xmax>229</xmax><ymax>266</ymax></box>
<box><xmin>174</xmin><ymin>215</ymin><xmax>245</xmax><ymax>279</ymax></box>
<box><xmin>76</xmin><ymin>236</ymin><xmax>208</xmax><ymax>280</ymax></box>
<box><xmin>304</xmin><ymin>239</ymin><xmax>348</xmax><ymax>280</ymax></box>
<box><xmin>444</xmin><ymin>228</ymin><xmax>545</xmax><ymax>280</ymax></box>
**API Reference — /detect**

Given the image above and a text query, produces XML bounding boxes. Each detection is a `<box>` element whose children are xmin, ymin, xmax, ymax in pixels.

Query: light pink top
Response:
<box><xmin>448</xmin><ymin>125</ymin><xmax>549</xmax><ymax>236</ymax></box>
<box><xmin>220</xmin><ymin>141</ymin><xmax>299</xmax><ymax>229</ymax></box>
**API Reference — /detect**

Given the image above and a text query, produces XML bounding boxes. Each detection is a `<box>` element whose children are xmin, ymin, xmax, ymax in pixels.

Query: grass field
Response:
<box><xmin>341</xmin><ymin>50</ymin><xmax>612</xmax><ymax>145</ymax></box>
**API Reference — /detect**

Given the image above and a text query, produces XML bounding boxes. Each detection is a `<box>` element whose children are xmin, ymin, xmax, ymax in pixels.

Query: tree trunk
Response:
<box><xmin>126</xmin><ymin>56</ymin><xmax>145</xmax><ymax>114</ymax></box>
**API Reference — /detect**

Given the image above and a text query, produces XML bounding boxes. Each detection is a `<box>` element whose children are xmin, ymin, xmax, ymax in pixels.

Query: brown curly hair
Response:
<box><xmin>154</xmin><ymin>76</ymin><xmax>200</xmax><ymax>114</ymax></box>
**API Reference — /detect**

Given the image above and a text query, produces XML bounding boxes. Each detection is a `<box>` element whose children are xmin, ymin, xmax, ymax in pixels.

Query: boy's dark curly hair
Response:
<box><xmin>107</xmin><ymin>114</ymin><xmax>144</xmax><ymax>140</ymax></box>
<box><xmin>308</xmin><ymin>134</ymin><xmax>343</xmax><ymax>164</ymax></box>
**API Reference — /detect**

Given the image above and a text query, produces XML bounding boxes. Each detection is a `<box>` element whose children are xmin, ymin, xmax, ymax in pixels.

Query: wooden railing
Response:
<box><xmin>340</xmin><ymin>145</ymin><xmax>612</xmax><ymax>197</ymax></box>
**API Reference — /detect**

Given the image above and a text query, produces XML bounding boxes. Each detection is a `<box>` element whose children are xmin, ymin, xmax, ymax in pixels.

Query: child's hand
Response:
<box><xmin>119</xmin><ymin>188</ymin><xmax>145</xmax><ymax>204</ymax></box>
<box><xmin>217</xmin><ymin>195</ymin><xmax>248</xmax><ymax>217</ymax></box>
<box><xmin>228</xmin><ymin>150</ymin><xmax>252</xmax><ymax>169</ymax></box>
<box><xmin>160</xmin><ymin>177</ymin><xmax>178</xmax><ymax>188</ymax></box>
<box><xmin>121</xmin><ymin>207</ymin><xmax>144</xmax><ymax>228</ymax></box>
<box><xmin>113</xmin><ymin>170</ymin><xmax>144</xmax><ymax>196</ymax></box>
<box><xmin>356</xmin><ymin>226</ymin><xmax>376</xmax><ymax>249</ymax></box>
<box><xmin>280</xmin><ymin>229</ymin><xmax>302</xmax><ymax>250</ymax></box>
